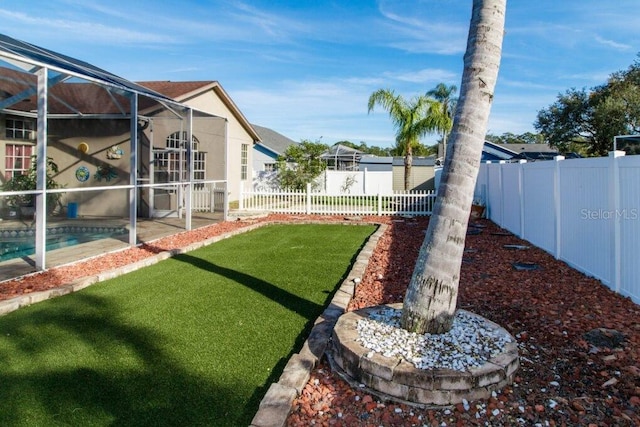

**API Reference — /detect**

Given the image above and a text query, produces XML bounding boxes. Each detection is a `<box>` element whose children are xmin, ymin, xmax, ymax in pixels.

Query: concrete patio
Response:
<box><xmin>0</xmin><ymin>212</ymin><xmax>224</xmax><ymax>283</ymax></box>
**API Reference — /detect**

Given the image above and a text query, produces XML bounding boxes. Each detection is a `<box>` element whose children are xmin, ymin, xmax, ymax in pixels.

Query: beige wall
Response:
<box><xmin>1</xmin><ymin>86</ymin><xmax>254</xmax><ymax>217</ymax></box>
<box><xmin>180</xmin><ymin>90</ymin><xmax>255</xmax><ymax>202</ymax></box>
<box><xmin>47</xmin><ymin>118</ymin><xmax>132</xmax><ymax>217</ymax></box>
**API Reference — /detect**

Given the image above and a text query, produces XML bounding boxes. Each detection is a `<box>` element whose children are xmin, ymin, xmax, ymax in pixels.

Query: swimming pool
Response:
<box><xmin>0</xmin><ymin>226</ymin><xmax>128</xmax><ymax>262</ymax></box>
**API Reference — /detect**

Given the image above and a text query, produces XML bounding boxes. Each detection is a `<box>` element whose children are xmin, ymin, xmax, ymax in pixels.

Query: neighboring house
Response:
<box><xmin>481</xmin><ymin>141</ymin><xmax>572</xmax><ymax>162</ymax></box>
<box><xmin>359</xmin><ymin>155</ymin><xmax>393</xmax><ymax>172</ymax></box>
<box><xmin>358</xmin><ymin>154</ymin><xmax>438</xmax><ymax>191</ymax></box>
<box><xmin>322</xmin><ymin>144</ymin><xmax>363</xmax><ymax>171</ymax></box>
<box><xmin>251</xmin><ymin>124</ymin><xmax>297</xmax><ymax>173</ymax></box>
<box><xmin>392</xmin><ymin>156</ymin><xmax>437</xmax><ymax>191</ymax></box>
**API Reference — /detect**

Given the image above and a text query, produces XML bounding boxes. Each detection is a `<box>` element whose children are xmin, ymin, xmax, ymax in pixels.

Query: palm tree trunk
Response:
<box><xmin>401</xmin><ymin>0</ymin><xmax>506</xmax><ymax>334</ymax></box>
<box><xmin>404</xmin><ymin>145</ymin><xmax>412</xmax><ymax>191</ymax></box>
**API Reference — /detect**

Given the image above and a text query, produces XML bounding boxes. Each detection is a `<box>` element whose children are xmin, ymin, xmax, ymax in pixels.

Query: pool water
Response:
<box><xmin>0</xmin><ymin>227</ymin><xmax>128</xmax><ymax>262</ymax></box>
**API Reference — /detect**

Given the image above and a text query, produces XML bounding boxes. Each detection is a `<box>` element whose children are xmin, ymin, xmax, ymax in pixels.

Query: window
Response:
<box><xmin>193</xmin><ymin>152</ymin><xmax>206</xmax><ymax>181</ymax></box>
<box><xmin>5</xmin><ymin>144</ymin><xmax>33</xmax><ymax>179</ymax></box>
<box><xmin>153</xmin><ymin>131</ymin><xmax>205</xmax><ymax>183</ymax></box>
<box><xmin>264</xmin><ymin>163</ymin><xmax>276</xmax><ymax>172</ymax></box>
<box><xmin>166</xmin><ymin>131</ymin><xmax>199</xmax><ymax>151</ymax></box>
<box><xmin>6</xmin><ymin>118</ymin><xmax>35</xmax><ymax>141</ymax></box>
<box><xmin>241</xmin><ymin>143</ymin><xmax>248</xmax><ymax>180</ymax></box>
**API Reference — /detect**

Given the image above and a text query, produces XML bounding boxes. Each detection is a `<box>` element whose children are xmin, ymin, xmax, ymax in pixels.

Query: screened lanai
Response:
<box><xmin>0</xmin><ymin>34</ymin><xmax>228</xmax><ymax>276</ymax></box>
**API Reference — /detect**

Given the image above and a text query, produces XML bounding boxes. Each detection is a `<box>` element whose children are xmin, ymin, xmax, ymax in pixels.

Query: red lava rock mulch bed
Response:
<box><xmin>1</xmin><ymin>214</ymin><xmax>639</xmax><ymax>426</ymax></box>
<box><xmin>288</xmin><ymin>217</ymin><xmax>640</xmax><ymax>427</ymax></box>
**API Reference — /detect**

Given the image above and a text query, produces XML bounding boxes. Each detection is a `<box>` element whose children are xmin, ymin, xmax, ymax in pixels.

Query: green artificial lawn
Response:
<box><xmin>0</xmin><ymin>223</ymin><xmax>375</xmax><ymax>426</ymax></box>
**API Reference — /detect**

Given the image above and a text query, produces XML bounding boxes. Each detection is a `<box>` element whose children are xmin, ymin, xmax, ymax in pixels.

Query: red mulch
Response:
<box><xmin>288</xmin><ymin>217</ymin><xmax>640</xmax><ymax>427</ymax></box>
<box><xmin>1</xmin><ymin>215</ymin><xmax>638</xmax><ymax>426</ymax></box>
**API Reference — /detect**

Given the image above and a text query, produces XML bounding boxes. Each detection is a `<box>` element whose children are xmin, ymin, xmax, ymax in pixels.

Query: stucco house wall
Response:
<box><xmin>47</xmin><ymin>118</ymin><xmax>132</xmax><ymax>217</ymax></box>
<box><xmin>157</xmin><ymin>86</ymin><xmax>257</xmax><ymax>203</ymax></box>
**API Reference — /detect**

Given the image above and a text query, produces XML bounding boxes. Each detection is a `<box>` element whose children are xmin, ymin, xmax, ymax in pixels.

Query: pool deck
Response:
<box><xmin>0</xmin><ymin>212</ymin><xmax>225</xmax><ymax>283</ymax></box>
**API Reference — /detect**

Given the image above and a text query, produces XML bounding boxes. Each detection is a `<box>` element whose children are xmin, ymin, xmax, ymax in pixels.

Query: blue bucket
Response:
<box><xmin>67</xmin><ymin>202</ymin><xmax>78</xmax><ymax>219</ymax></box>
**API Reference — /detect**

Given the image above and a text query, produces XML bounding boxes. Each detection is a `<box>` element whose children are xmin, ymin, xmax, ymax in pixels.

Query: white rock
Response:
<box><xmin>356</xmin><ymin>308</ymin><xmax>513</xmax><ymax>371</ymax></box>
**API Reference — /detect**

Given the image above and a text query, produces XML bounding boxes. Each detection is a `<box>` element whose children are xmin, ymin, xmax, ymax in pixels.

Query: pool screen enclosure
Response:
<box><xmin>0</xmin><ymin>33</ymin><xmax>225</xmax><ymax>271</ymax></box>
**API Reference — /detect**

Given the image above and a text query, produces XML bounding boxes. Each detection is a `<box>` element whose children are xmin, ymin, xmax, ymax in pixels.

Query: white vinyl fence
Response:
<box><xmin>239</xmin><ymin>182</ymin><xmax>435</xmax><ymax>216</ymax></box>
<box><xmin>320</xmin><ymin>170</ymin><xmax>393</xmax><ymax>194</ymax></box>
<box><xmin>253</xmin><ymin>170</ymin><xmax>393</xmax><ymax>194</ymax></box>
<box><xmin>476</xmin><ymin>152</ymin><xmax>640</xmax><ymax>304</ymax></box>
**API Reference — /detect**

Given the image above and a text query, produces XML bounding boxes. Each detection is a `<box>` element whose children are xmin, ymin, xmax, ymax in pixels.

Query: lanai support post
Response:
<box><xmin>185</xmin><ymin>108</ymin><xmax>193</xmax><ymax>231</ymax></box>
<box><xmin>129</xmin><ymin>93</ymin><xmax>138</xmax><ymax>246</ymax></box>
<box><xmin>34</xmin><ymin>67</ymin><xmax>49</xmax><ymax>270</ymax></box>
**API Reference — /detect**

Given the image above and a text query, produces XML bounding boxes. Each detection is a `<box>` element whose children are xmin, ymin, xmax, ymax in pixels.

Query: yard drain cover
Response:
<box><xmin>504</xmin><ymin>244</ymin><xmax>530</xmax><ymax>250</ymax></box>
<box><xmin>512</xmin><ymin>262</ymin><xmax>540</xmax><ymax>271</ymax></box>
<box><xmin>469</xmin><ymin>222</ymin><xmax>487</xmax><ymax>228</ymax></box>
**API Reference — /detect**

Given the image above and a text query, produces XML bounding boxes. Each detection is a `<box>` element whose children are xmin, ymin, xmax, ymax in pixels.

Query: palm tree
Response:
<box><xmin>401</xmin><ymin>0</ymin><xmax>506</xmax><ymax>334</ymax></box>
<box><xmin>367</xmin><ymin>90</ymin><xmax>440</xmax><ymax>190</ymax></box>
<box><xmin>427</xmin><ymin>83</ymin><xmax>458</xmax><ymax>159</ymax></box>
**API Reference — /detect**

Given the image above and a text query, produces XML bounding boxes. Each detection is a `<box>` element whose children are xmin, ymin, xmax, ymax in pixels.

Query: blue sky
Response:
<box><xmin>2</xmin><ymin>0</ymin><xmax>640</xmax><ymax>148</ymax></box>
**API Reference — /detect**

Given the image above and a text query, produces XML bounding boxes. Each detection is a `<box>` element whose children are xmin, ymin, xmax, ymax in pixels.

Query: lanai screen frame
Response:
<box><xmin>0</xmin><ymin>34</ymin><xmax>226</xmax><ymax>271</ymax></box>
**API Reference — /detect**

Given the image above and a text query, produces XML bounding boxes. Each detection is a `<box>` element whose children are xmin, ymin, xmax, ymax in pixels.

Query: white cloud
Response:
<box><xmin>376</xmin><ymin>2</ymin><xmax>467</xmax><ymax>54</ymax></box>
<box><xmin>386</xmin><ymin>68</ymin><xmax>458</xmax><ymax>84</ymax></box>
<box><xmin>0</xmin><ymin>9</ymin><xmax>177</xmax><ymax>45</ymax></box>
<box><xmin>594</xmin><ymin>35</ymin><xmax>632</xmax><ymax>51</ymax></box>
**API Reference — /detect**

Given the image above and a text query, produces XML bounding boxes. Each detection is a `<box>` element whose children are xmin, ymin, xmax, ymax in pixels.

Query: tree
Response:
<box><xmin>389</xmin><ymin>141</ymin><xmax>436</xmax><ymax>157</ymax></box>
<box><xmin>535</xmin><ymin>57</ymin><xmax>640</xmax><ymax>156</ymax></box>
<box><xmin>401</xmin><ymin>0</ymin><xmax>506</xmax><ymax>334</ymax></box>
<box><xmin>367</xmin><ymin>89</ymin><xmax>441</xmax><ymax>190</ymax></box>
<box><xmin>486</xmin><ymin>131</ymin><xmax>544</xmax><ymax>145</ymax></box>
<box><xmin>426</xmin><ymin>83</ymin><xmax>457</xmax><ymax>157</ymax></box>
<box><xmin>535</xmin><ymin>88</ymin><xmax>608</xmax><ymax>156</ymax></box>
<box><xmin>275</xmin><ymin>140</ymin><xmax>328</xmax><ymax>190</ymax></box>
<box><xmin>334</xmin><ymin>140</ymin><xmax>392</xmax><ymax>157</ymax></box>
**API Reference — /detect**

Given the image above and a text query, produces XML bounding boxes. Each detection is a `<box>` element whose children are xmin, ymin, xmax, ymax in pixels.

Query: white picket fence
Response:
<box><xmin>239</xmin><ymin>182</ymin><xmax>436</xmax><ymax>216</ymax></box>
<box><xmin>476</xmin><ymin>152</ymin><xmax>640</xmax><ymax>304</ymax></box>
<box><xmin>191</xmin><ymin>181</ymin><xmax>228</xmax><ymax>212</ymax></box>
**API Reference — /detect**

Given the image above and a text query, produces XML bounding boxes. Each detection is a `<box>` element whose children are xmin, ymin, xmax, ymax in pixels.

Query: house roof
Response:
<box><xmin>502</xmin><ymin>143</ymin><xmax>557</xmax><ymax>153</ymax></box>
<box><xmin>0</xmin><ymin>65</ymin><xmax>156</xmax><ymax>115</ymax></box>
<box><xmin>251</xmin><ymin>124</ymin><xmax>297</xmax><ymax>155</ymax></box>
<box><xmin>360</xmin><ymin>155</ymin><xmax>393</xmax><ymax>165</ymax></box>
<box><xmin>321</xmin><ymin>144</ymin><xmax>363</xmax><ymax>160</ymax></box>
<box><xmin>138</xmin><ymin>80</ymin><xmax>261</xmax><ymax>142</ymax></box>
<box><xmin>482</xmin><ymin>141</ymin><xmax>561</xmax><ymax>162</ymax></box>
<box><xmin>392</xmin><ymin>156</ymin><xmax>436</xmax><ymax>166</ymax></box>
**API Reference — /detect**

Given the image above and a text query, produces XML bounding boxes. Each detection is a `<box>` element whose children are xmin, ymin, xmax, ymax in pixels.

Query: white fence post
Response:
<box><xmin>518</xmin><ymin>160</ymin><xmax>527</xmax><ymax>239</ymax></box>
<box><xmin>209</xmin><ymin>183</ymin><xmax>215</xmax><ymax>213</ymax></box>
<box><xmin>553</xmin><ymin>155</ymin><xmax>564</xmax><ymax>259</ymax></box>
<box><xmin>306</xmin><ymin>183</ymin><xmax>311</xmax><ymax>214</ymax></box>
<box><xmin>609</xmin><ymin>150</ymin><xmax>625</xmax><ymax>294</ymax></box>
<box><xmin>223</xmin><ymin>182</ymin><xmax>229</xmax><ymax>221</ymax></box>
<box><xmin>498</xmin><ymin>160</ymin><xmax>506</xmax><ymax>225</ymax></box>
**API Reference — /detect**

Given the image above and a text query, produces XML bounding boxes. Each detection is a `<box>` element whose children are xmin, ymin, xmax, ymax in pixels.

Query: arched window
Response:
<box><xmin>166</xmin><ymin>131</ymin><xmax>199</xmax><ymax>151</ymax></box>
<box><xmin>154</xmin><ymin>131</ymin><xmax>206</xmax><ymax>183</ymax></box>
